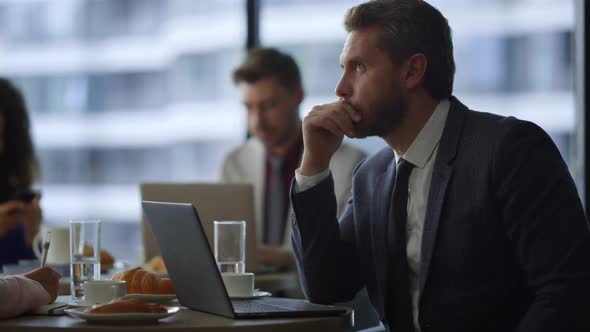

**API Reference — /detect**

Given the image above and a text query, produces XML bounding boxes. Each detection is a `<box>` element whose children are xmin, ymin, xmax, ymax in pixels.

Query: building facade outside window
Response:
<box><xmin>0</xmin><ymin>0</ymin><xmax>579</xmax><ymax>263</ymax></box>
<box><xmin>0</xmin><ymin>0</ymin><xmax>246</xmax><ymax>263</ymax></box>
<box><xmin>261</xmin><ymin>0</ymin><xmax>578</xmax><ymax>170</ymax></box>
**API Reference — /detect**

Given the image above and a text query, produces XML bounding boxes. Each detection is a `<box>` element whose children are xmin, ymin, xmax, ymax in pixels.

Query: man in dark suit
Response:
<box><xmin>290</xmin><ymin>1</ymin><xmax>590</xmax><ymax>331</ymax></box>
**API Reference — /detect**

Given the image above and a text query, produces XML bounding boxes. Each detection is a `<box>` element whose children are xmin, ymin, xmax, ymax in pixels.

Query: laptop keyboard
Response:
<box><xmin>232</xmin><ymin>299</ymin><xmax>294</xmax><ymax>313</ymax></box>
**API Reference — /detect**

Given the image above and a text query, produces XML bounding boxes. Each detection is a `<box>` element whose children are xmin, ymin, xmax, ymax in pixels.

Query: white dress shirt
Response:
<box><xmin>295</xmin><ymin>100</ymin><xmax>450</xmax><ymax>331</ymax></box>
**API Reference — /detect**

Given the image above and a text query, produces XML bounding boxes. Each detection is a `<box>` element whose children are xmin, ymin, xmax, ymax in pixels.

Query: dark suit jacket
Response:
<box><xmin>291</xmin><ymin>97</ymin><xmax>590</xmax><ymax>332</ymax></box>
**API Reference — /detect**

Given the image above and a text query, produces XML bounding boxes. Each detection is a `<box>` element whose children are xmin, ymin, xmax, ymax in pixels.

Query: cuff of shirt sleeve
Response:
<box><xmin>294</xmin><ymin>168</ymin><xmax>331</xmax><ymax>193</ymax></box>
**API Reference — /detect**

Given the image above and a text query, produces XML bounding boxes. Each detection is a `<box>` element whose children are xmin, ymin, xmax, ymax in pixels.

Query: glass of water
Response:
<box><xmin>69</xmin><ymin>220</ymin><xmax>101</xmax><ymax>300</ymax></box>
<box><xmin>214</xmin><ymin>220</ymin><xmax>246</xmax><ymax>274</ymax></box>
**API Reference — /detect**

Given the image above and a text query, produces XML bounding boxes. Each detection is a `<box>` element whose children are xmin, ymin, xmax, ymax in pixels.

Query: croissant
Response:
<box><xmin>110</xmin><ymin>267</ymin><xmax>175</xmax><ymax>294</ymax></box>
<box><xmin>100</xmin><ymin>250</ymin><xmax>115</xmax><ymax>272</ymax></box>
<box><xmin>86</xmin><ymin>298</ymin><xmax>167</xmax><ymax>314</ymax></box>
<box><xmin>143</xmin><ymin>256</ymin><xmax>167</xmax><ymax>273</ymax></box>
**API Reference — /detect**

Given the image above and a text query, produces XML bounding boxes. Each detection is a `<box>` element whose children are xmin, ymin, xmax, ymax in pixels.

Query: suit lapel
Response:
<box><xmin>419</xmin><ymin>166</ymin><xmax>452</xmax><ymax>296</ymax></box>
<box><xmin>372</xmin><ymin>157</ymin><xmax>397</xmax><ymax>306</ymax></box>
<box><xmin>419</xmin><ymin>97</ymin><xmax>467</xmax><ymax>299</ymax></box>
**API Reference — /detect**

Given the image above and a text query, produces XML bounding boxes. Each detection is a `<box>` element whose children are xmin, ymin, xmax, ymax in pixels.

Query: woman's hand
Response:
<box><xmin>24</xmin><ymin>267</ymin><xmax>60</xmax><ymax>304</ymax></box>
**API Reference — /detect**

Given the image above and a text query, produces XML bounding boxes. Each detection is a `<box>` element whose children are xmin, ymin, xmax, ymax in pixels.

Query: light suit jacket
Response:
<box><xmin>220</xmin><ymin>137</ymin><xmax>366</xmax><ymax>248</ymax></box>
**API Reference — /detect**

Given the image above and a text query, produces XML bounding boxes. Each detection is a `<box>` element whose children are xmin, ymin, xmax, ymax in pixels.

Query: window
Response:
<box><xmin>261</xmin><ymin>0</ymin><xmax>579</xmax><ymax>174</ymax></box>
<box><xmin>0</xmin><ymin>0</ymin><xmax>580</xmax><ymax>263</ymax></box>
<box><xmin>0</xmin><ymin>0</ymin><xmax>246</xmax><ymax>263</ymax></box>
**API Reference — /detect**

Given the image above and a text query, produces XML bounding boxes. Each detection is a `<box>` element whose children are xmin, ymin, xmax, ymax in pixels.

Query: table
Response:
<box><xmin>58</xmin><ymin>272</ymin><xmax>301</xmax><ymax>297</ymax></box>
<box><xmin>0</xmin><ymin>307</ymin><xmax>352</xmax><ymax>332</ymax></box>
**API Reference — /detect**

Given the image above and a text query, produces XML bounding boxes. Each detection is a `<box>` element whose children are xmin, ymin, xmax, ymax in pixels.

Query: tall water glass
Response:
<box><xmin>214</xmin><ymin>221</ymin><xmax>246</xmax><ymax>273</ymax></box>
<box><xmin>70</xmin><ymin>220</ymin><xmax>101</xmax><ymax>299</ymax></box>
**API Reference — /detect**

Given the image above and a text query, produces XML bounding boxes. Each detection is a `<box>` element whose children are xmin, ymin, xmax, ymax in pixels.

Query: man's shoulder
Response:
<box><xmin>459</xmin><ymin>106</ymin><xmax>550</xmax><ymax>148</ymax></box>
<box><xmin>442</xmin><ymin>100</ymin><xmax>557</xmax><ymax>174</ymax></box>
<box><xmin>457</xmin><ymin>99</ymin><xmax>542</xmax><ymax>136</ymax></box>
<box><xmin>223</xmin><ymin>137</ymin><xmax>264</xmax><ymax>165</ymax></box>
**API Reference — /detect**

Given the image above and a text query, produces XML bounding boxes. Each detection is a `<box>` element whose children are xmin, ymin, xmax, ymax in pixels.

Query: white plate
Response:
<box><xmin>230</xmin><ymin>290</ymin><xmax>272</xmax><ymax>299</ymax></box>
<box><xmin>65</xmin><ymin>307</ymin><xmax>179</xmax><ymax>325</ymax></box>
<box><xmin>122</xmin><ymin>294</ymin><xmax>177</xmax><ymax>304</ymax></box>
<box><xmin>54</xmin><ymin>295</ymin><xmax>91</xmax><ymax>308</ymax></box>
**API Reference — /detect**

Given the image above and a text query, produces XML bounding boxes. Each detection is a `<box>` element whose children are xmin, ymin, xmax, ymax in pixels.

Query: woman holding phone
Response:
<box><xmin>0</xmin><ymin>78</ymin><xmax>42</xmax><ymax>267</ymax></box>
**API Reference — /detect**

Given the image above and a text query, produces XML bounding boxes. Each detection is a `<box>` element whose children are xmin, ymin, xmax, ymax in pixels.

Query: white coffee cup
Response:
<box><xmin>221</xmin><ymin>272</ymin><xmax>254</xmax><ymax>297</ymax></box>
<box><xmin>83</xmin><ymin>280</ymin><xmax>126</xmax><ymax>305</ymax></box>
<box><xmin>32</xmin><ymin>227</ymin><xmax>70</xmax><ymax>265</ymax></box>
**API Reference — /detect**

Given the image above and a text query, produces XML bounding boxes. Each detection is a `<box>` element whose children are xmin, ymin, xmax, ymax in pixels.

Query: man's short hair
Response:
<box><xmin>345</xmin><ymin>0</ymin><xmax>455</xmax><ymax>99</ymax></box>
<box><xmin>232</xmin><ymin>48</ymin><xmax>302</xmax><ymax>92</ymax></box>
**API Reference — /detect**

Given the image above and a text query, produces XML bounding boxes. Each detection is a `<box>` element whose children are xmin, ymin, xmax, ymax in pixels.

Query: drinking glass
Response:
<box><xmin>69</xmin><ymin>220</ymin><xmax>101</xmax><ymax>300</ymax></box>
<box><xmin>214</xmin><ymin>220</ymin><xmax>246</xmax><ymax>273</ymax></box>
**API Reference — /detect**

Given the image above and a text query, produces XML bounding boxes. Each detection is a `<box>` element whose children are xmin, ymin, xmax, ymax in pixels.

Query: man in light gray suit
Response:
<box><xmin>291</xmin><ymin>1</ymin><xmax>590</xmax><ymax>331</ymax></box>
<box><xmin>221</xmin><ymin>48</ymin><xmax>366</xmax><ymax>269</ymax></box>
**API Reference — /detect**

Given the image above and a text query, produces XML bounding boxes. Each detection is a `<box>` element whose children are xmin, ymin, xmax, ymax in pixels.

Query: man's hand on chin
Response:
<box><xmin>300</xmin><ymin>100</ymin><xmax>361</xmax><ymax>176</ymax></box>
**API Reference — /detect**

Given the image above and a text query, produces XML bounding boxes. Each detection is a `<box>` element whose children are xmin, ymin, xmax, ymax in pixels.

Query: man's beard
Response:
<box><xmin>353</xmin><ymin>94</ymin><xmax>406</xmax><ymax>139</ymax></box>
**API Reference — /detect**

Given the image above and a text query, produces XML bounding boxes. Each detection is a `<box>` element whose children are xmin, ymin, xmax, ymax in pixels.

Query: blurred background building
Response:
<box><xmin>0</xmin><ymin>0</ymin><xmax>578</xmax><ymax>263</ymax></box>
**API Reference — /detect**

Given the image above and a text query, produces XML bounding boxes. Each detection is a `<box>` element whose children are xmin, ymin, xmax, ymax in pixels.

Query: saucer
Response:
<box><xmin>230</xmin><ymin>290</ymin><xmax>272</xmax><ymax>299</ymax></box>
<box><xmin>65</xmin><ymin>307</ymin><xmax>179</xmax><ymax>325</ymax></box>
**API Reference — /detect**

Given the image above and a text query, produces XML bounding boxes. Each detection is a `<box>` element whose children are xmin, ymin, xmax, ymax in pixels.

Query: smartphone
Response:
<box><xmin>13</xmin><ymin>189</ymin><xmax>39</xmax><ymax>203</ymax></box>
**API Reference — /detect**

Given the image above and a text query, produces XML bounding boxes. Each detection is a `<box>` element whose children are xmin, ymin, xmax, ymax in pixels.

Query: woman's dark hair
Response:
<box><xmin>0</xmin><ymin>78</ymin><xmax>39</xmax><ymax>197</ymax></box>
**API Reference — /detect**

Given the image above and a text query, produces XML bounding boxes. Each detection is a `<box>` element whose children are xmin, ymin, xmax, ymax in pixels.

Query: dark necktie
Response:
<box><xmin>265</xmin><ymin>156</ymin><xmax>285</xmax><ymax>245</ymax></box>
<box><xmin>386</xmin><ymin>158</ymin><xmax>415</xmax><ymax>332</ymax></box>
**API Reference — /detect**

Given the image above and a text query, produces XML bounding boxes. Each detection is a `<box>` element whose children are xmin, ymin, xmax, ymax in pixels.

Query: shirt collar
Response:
<box><xmin>265</xmin><ymin>133</ymin><xmax>304</xmax><ymax>165</ymax></box>
<box><xmin>399</xmin><ymin>99</ymin><xmax>450</xmax><ymax>169</ymax></box>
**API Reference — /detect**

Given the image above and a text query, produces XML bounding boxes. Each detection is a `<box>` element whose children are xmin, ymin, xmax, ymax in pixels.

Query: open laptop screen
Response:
<box><xmin>142</xmin><ymin>201</ymin><xmax>235</xmax><ymax>317</ymax></box>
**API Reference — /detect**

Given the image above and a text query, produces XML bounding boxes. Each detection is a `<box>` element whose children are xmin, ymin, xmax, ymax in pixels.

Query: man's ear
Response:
<box><xmin>402</xmin><ymin>53</ymin><xmax>427</xmax><ymax>90</ymax></box>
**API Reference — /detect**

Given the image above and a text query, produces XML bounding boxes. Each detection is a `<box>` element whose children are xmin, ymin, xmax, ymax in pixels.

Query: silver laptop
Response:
<box><xmin>142</xmin><ymin>201</ymin><xmax>346</xmax><ymax>318</ymax></box>
<box><xmin>140</xmin><ymin>183</ymin><xmax>258</xmax><ymax>272</ymax></box>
